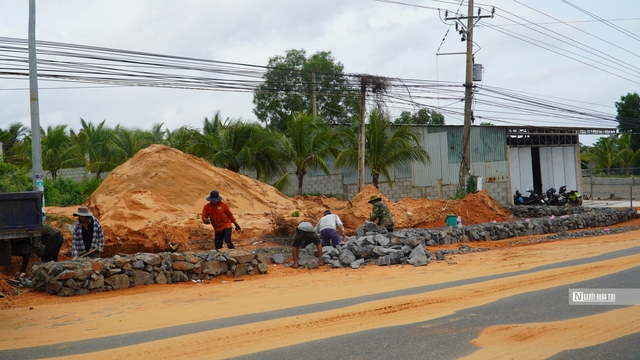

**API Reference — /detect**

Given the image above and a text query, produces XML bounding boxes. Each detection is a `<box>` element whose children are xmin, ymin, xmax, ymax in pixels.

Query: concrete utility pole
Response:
<box><xmin>446</xmin><ymin>1</ymin><xmax>493</xmax><ymax>193</ymax></box>
<box><xmin>28</xmin><ymin>0</ymin><xmax>45</xmax><ymax>210</ymax></box>
<box><xmin>358</xmin><ymin>76</ymin><xmax>366</xmax><ymax>192</ymax></box>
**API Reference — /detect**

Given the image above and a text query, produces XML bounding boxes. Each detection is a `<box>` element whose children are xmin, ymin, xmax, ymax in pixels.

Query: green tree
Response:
<box><xmin>616</xmin><ymin>92</ymin><xmax>640</xmax><ymax>150</ymax></box>
<box><xmin>166</xmin><ymin>126</ymin><xmax>201</xmax><ymax>153</ymax></box>
<box><xmin>0</xmin><ymin>162</ymin><xmax>31</xmax><ymax>192</ymax></box>
<box><xmin>394</xmin><ymin>108</ymin><xmax>445</xmax><ymax>125</ymax></box>
<box><xmin>0</xmin><ymin>122</ymin><xmax>29</xmax><ymax>166</ymax></box>
<box><xmin>253</xmin><ymin>49</ymin><xmax>358</xmax><ymax>132</ymax></box>
<box><xmin>272</xmin><ymin>113</ymin><xmax>337</xmax><ymax>195</ymax></box>
<box><xmin>581</xmin><ymin>136</ymin><xmax>622</xmax><ymax>175</ymax></box>
<box><xmin>77</xmin><ymin>119</ymin><xmax>117</xmax><ymax>179</ymax></box>
<box><xmin>615</xmin><ymin>133</ymin><xmax>640</xmax><ymax>175</ymax></box>
<box><xmin>335</xmin><ymin>109</ymin><xmax>430</xmax><ymax>188</ymax></box>
<box><xmin>112</xmin><ymin>125</ymin><xmax>153</xmax><ymax>164</ymax></box>
<box><xmin>191</xmin><ymin>115</ymin><xmax>289</xmax><ymax>183</ymax></box>
<box><xmin>41</xmin><ymin>125</ymin><xmax>80</xmax><ymax>180</ymax></box>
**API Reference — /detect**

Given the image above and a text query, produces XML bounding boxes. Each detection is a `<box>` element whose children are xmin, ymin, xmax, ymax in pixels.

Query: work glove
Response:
<box><xmin>235</xmin><ymin>223</ymin><xmax>241</xmax><ymax>231</ymax></box>
<box><xmin>203</xmin><ymin>218</ymin><xmax>211</xmax><ymax>225</ymax></box>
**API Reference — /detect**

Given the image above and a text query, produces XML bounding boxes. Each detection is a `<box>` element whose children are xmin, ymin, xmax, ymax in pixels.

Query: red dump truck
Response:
<box><xmin>0</xmin><ymin>191</ymin><xmax>43</xmax><ymax>271</ymax></box>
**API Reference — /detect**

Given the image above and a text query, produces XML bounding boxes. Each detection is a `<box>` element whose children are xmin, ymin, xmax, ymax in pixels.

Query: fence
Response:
<box><xmin>581</xmin><ymin>168</ymin><xmax>640</xmax><ymax>201</ymax></box>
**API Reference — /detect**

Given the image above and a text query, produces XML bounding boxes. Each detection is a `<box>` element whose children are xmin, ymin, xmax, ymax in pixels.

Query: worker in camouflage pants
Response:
<box><xmin>368</xmin><ymin>195</ymin><xmax>395</xmax><ymax>232</ymax></box>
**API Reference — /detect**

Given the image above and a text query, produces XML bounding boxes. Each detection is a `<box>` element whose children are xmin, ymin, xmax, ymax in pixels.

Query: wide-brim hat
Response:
<box><xmin>206</xmin><ymin>190</ymin><xmax>223</xmax><ymax>202</ymax></box>
<box><xmin>73</xmin><ymin>206</ymin><xmax>93</xmax><ymax>217</ymax></box>
<box><xmin>368</xmin><ymin>195</ymin><xmax>382</xmax><ymax>204</ymax></box>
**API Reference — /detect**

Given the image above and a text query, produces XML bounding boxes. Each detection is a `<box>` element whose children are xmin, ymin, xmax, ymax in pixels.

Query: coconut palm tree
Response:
<box><xmin>581</xmin><ymin>136</ymin><xmax>622</xmax><ymax>176</ymax></box>
<box><xmin>191</xmin><ymin>115</ymin><xmax>290</xmax><ymax>183</ymax></box>
<box><xmin>334</xmin><ymin>109</ymin><xmax>430</xmax><ymax>188</ymax></box>
<box><xmin>112</xmin><ymin>125</ymin><xmax>153</xmax><ymax>164</ymax></box>
<box><xmin>41</xmin><ymin>125</ymin><xmax>81</xmax><ymax>180</ymax></box>
<box><xmin>0</xmin><ymin>122</ymin><xmax>29</xmax><ymax>166</ymax></box>
<box><xmin>615</xmin><ymin>133</ymin><xmax>640</xmax><ymax>175</ymax></box>
<box><xmin>271</xmin><ymin>113</ymin><xmax>337</xmax><ymax>195</ymax></box>
<box><xmin>166</xmin><ymin>126</ymin><xmax>201</xmax><ymax>153</ymax></box>
<box><xmin>77</xmin><ymin>119</ymin><xmax>117</xmax><ymax>179</ymax></box>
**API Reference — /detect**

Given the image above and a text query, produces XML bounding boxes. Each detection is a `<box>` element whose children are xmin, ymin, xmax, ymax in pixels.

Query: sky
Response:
<box><xmin>1</xmin><ymin>0</ymin><xmax>639</xmax><ymax>146</ymax></box>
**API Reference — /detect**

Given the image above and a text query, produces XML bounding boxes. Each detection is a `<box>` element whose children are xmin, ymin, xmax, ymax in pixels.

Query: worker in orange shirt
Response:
<box><xmin>201</xmin><ymin>190</ymin><xmax>241</xmax><ymax>250</ymax></box>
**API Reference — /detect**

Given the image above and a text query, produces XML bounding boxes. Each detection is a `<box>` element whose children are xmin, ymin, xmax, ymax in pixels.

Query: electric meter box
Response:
<box><xmin>473</xmin><ymin>63</ymin><xmax>483</xmax><ymax>81</ymax></box>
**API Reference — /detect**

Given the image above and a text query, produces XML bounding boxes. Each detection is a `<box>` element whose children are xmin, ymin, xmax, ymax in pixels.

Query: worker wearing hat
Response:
<box><xmin>201</xmin><ymin>190</ymin><xmax>240</xmax><ymax>250</ymax></box>
<box><xmin>71</xmin><ymin>206</ymin><xmax>104</xmax><ymax>259</ymax></box>
<box><xmin>368</xmin><ymin>195</ymin><xmax>394</xmax><ymax>232</ymax></box>
<box><xmin>315</xmin><ymin>209</ymin><xmax>345</xmax><ymax>247</ymax></box>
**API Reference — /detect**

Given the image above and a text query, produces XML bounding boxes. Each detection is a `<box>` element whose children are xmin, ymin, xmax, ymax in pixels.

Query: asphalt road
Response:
<box><xmin>2</xmin><ymin>246</ymin><xmax>640</xmax><ymax>360</ymax></box>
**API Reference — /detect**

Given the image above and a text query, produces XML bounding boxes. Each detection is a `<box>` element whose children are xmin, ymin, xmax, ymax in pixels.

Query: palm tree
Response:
<box><xmin>191</xmin><ymin>116</ymin><xmax>289</xmax><ymax>182</ymax></box>
<box><xmin>272</xmin><ymin>113</ymin><xmax>336</xmax><ymax>195</ymax></box>
<box><xmin>615</xmin><ymin>133</ymin><xmax>640</xmax><ymax>175</ymax></box>
<box><xmin>335</xmin><ymin>109</ymin><xmax>430</xmax><ymax>188</ymax></box>
<box><xmin>166</xmin><ymin>126</ymin><xmax>201</xmax><ymax>153</ymax></box>
<box><xmin>581</xmin><ymin>136</ymin><xmax>622</xmax><ymax>176</ymax></box>
<box><xmin>41</xmin><ymin>125</ymin><xmax>80</xmax><ymax>180</ymax></box>
<box><xmin>77</xmin><ymin>119</ymin><xmax>117</xmax><ymax>179</ymax></box>
<box><xmin>0</xmin><ymin>122</ymin><xmax>29</xmax><ymax>166</ymax></box>
<box><xmin>112</xmin><ymin>125</ymin><xmax>153</xmax><ymax>164</ymax></box>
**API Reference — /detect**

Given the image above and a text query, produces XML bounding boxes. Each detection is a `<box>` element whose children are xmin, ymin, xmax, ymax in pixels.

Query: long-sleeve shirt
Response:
<box><xmin>315</xmin><ymin>214</ymin><xmax>344</xmax><ymax>234</ymax></box>
<box><xmin>370</xmin><ymin>202</ymin><xmax>394</xmax><ymax>229</ymax></box>
<box><xmin>72</xmin><ymin>216</ymin><xmax>105</xmax><ymax>258</ymax></box>
<box><xmin>202</xmin><ymin>201</ymin><xmax>237</xmax><ymax>233</ymax></box>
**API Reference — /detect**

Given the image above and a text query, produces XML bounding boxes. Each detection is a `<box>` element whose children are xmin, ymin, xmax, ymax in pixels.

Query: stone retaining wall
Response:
<box><xmin>31</xmin><ymin>250</ymin><xmax>268</xmax><ymax>296</ymax></box>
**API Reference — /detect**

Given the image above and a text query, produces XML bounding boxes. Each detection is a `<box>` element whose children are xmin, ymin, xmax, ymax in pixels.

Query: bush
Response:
<box><xmin>0</xmin><ymin>162</ymin><xmax>32</xmax><ymax>192</ymax></box>
<box><xmin>44</xmin><ymin>177</ymin><xmax>102</xmax><ymax>206</ymax></box>
<box><xmin>44</xmin><ymin>178</ymin><xmax>84</xmax><ymax>206</ymax></box>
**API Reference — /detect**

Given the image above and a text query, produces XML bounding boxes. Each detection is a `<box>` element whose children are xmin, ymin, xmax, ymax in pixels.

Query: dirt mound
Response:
<box><xmin>85</xmin><ymin>144</ymin><xmax>306</xmax><ymax>255</ymax></box>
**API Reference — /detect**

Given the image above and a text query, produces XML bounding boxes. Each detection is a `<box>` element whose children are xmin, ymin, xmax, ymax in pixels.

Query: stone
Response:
<box><xmin>88</xmin><ymin>274</ymin><xmax>104</xmax><ymax>290</ymax></box>
<box><xmin>350</xmin><ymin>258</ymin><xmax>365</xmax><ymax>269</ymax></box>
<box><xmin>202</xmin><ymin>261</ymin><xmax>229</xmax><ymax>276</ymax></box>
<box><xmin>235</xmin><ymin>263</ymin><xmax>250</xmax><ymax>276</ymax></box>
<box><xmin>362</xmin><ymin>221</ymin><xmax>379</xmax><ymax>233</ymax></box>
<box><xmin>136</xmin><ymin>253</ymin><xmax>162</xmax><ymax>266</ymax></box>
<box><xmin>172</xmin><ymin>261</ymin><xmax>195</xmax><ymax>271</ymax></box>
<box><xmin>340</xmin><ymin>249</ymin><xmax>356</xmax><ymax>266</ymax></box>
<box><xmin>105</xmin><ymin>274</ymin><xmax>130</xmax><ymax>290</ymax></box>
<box><xmin>172</xmin><ymin>271</ymin><xmax>189</xmax><ymax>283</ymax></box>
<box><xmin>133</xmin><ymin>260</ymin><xmax>145</xmax><ymax>269</ymax></box>
<box><xmin>257</xmin><ymin>262</ymin><xmax>269</xmax><ymax>274</ymax></box>
<box><xmin>185</xmin><ymin>252</ymin><xmax>200</xmax><ymax>264</ymax></box>
<box><xmin>58</xmin><ymin>287</ymin><xmax>75</xmax><ymax>297</ymax></box>
<box><xmin>155</xmin><ymin>272</ymin><xmax>167</xmax><ymax>284</ymax></box>
<box><xmin>133</xmin><ymin>270</ymin><xmax>154</xmax><ymax>285</ymax></box>
<box><xmin>271</xmin><ymin>253</ymin><xmax>285</xmax><ymax>264</ymax></box>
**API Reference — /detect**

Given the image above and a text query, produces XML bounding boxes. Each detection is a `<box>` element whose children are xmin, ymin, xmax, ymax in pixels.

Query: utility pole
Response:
<box><xmin>29</xmin><ymin>0</ymin><xmax>45</xmax><ymax>216</ymax></box>
<box><xmin>446</xmin><ymin>1</ymin><xmax>493</xmax><ymax>193</ymax></box>
<box><xmin>358</xmin><ymin>76</ymin><xmax>366</xmax><ymax>192</ymax></box>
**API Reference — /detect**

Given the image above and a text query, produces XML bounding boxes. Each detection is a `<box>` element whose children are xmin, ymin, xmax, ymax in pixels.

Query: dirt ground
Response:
<box><xmin>2</xmin><ymin>219</ymin><xmax>640</xmax><ymax>359</ymax></box>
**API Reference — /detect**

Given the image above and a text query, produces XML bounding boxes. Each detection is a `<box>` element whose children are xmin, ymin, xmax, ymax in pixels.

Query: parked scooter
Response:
<box><xmin>546</xmin><ymin>187</ymin><xmax>567</xmax><ymax>206</ymax></box>
<box><xmin>514</xmin><ymin>188</ymin><xmax>548</xmax><ymax>205</ymax></box>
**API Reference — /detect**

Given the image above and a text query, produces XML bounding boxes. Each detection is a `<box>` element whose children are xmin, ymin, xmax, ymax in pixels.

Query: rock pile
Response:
<box><xmin>296</xmin><ymin>207</ymin><xmax>638</xmax><ymax>269</ymax></box>
<box><xmin>30</xmin><ymin>250</ymin><xmax>268</xmax><ymax>296</ymax></box>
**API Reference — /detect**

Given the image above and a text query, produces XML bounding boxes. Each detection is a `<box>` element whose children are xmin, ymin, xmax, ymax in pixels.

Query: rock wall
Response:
<box><xmin>313</xmin><ymin>207</ymin><xmax>638</xmax><ymax>269</ymax></box>
<box><xmin>31</xmin><ymin>250</ymin><xmax>268</xmax><ymax>296</ymax></box>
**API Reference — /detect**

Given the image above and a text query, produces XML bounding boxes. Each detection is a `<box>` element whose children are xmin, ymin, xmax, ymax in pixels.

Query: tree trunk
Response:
<box><xmin>372</xmin><ymin>173</ymin><xmax>379</xmax><ymax>189</ymax></box>
<box><xmin>297</xmin><ymin>174</ymin><xmax>304</xmax><ymax>195</ymax></box>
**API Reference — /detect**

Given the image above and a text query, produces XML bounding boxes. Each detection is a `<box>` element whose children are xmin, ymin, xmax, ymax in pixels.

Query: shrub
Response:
<box><xmin>44</xmin><ymin>178</ymin><xmax>84</xmax><ymax>206</ymax></box>
<box><xmin>0</xmin><ymin>162</ymin><xmax>32</xmax><ymax>192</ymax></box>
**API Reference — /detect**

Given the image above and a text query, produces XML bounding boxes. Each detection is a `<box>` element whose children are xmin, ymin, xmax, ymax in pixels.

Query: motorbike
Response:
<box><xmin>546</xmin><ymin>187</ymin><xmax>567</xmax><ymax>206</ymax></box>
<box><xmin>514</xmin><ymin>188</ymin><xmax>548</xmax><ymax>206</ymax></box>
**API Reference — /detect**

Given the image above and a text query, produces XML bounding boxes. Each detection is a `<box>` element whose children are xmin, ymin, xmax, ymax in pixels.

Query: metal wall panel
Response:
<box><xmin>509</xmin><ymin>147</ymin><xmax>534</xmax><ymax>192</ymax></box>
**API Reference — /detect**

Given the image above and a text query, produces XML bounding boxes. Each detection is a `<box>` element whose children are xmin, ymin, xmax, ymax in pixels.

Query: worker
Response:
<box><xmin>315</xmin><ymin>209</ymin><xmax>345</xmax><ymax>247</ymax></box>
<box><xmin>14</xmin><ymin>224</ymin><xmax>64</xmax><ymax>276</ymax></box>
<box><xmin>72</xmin><ymin>206</ymin><xmax>105</xmax><ymax>259</ymax></box>
<box><xmin>368</xmin><ymin>195</ymin><xmax>395</xmax><ymax>232</ymax></box>
<box><xmin>201</xmin><ymin>190</ymin><xmax>240</xmax><ymax>250</ymax></box>
<box><xmin>291</xmin><ymin>221</ymin><xmax>323</xmax><ymax>268</ymax></box>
